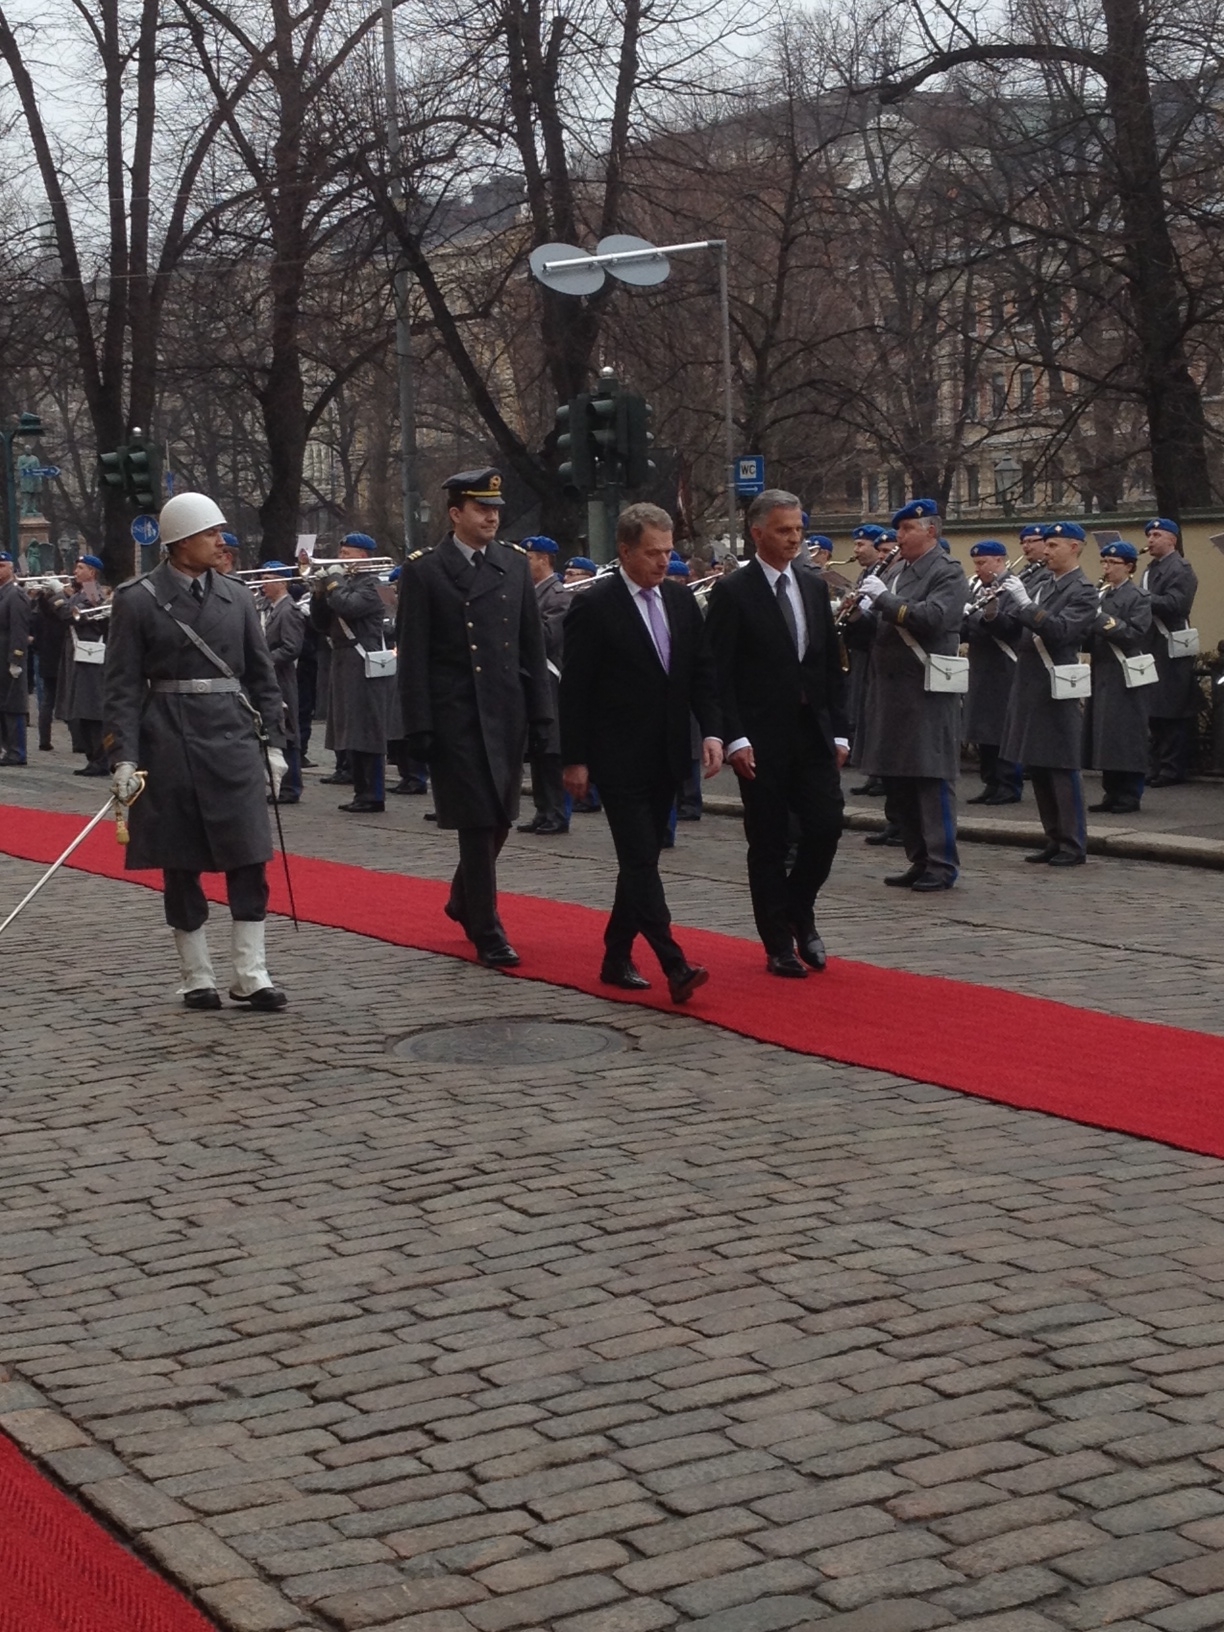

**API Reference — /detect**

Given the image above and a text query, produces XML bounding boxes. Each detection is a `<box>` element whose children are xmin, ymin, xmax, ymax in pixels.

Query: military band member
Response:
<box><xmin>259</xmin><ymin>562</ymin><xmax>305</xmax><ymax>804</ymax></box>
<box><xmin>845</xmin><ymin>524</ymin><xmax>893</xmax><ymax>798</ymax></box>
<box><xmin>563</xmin><ymin>556</ymin><xmax>598</xmax><ymax>585</ymax></box>
<box><xmin>0</xmin><ymin>552</ymin><xmax>31</xmax><ymax>765</ymax></box>
<box><xmin>855</xmin><ymin>499</ymin><xmax>967</xmax><ymax>891</ymax></box>
<box><xmin>1141</xmin><ymin>518</ymin><xmax>1198</xmax><ymax>786</ymax></box>
<box><xmin>518</xmin><ymin>535</ymin><xmax>571</xmax><ymax>836</ymax></box>
<box><xmin>310</xmin><ymin>531</ymin><xmax>394</xmax><ymax>813</ymax></box>
<box><xmin>397</xmin><ymin>468</ymin><xmax>553</xmax><ymax>969</ymax></box>
<box><xmin>993</xmin><ymin>520</ymin><xmax>1098</xmax><ymax>865</ymax></box>
<box><xmin>961</xmin><ymin>541</ymin><xmax>1023</xmax><ymax>805</ymax></box>
<box><xmin>47</xmin><ymin>553</ymin><xmax>111</xmax><ymax>776</ymax></box>
<box><xmin>1017</xmin><ymin>523</ymin><xmax>1052</xmax><ymax>593</ymax></box>
<box><xmin>103</xmin><ymin>491</ymin><xmax>289</xmax><ymax>1010</ymax></box>
<box><xmin>1085</xmin><ymin>541</ymin><xmax>1152</xmax><ymax>814</ymax></box>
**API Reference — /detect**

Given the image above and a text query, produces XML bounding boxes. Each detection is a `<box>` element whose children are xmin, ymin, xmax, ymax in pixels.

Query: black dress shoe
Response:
<box><xmin>1109</xmin><ymin>799</ymin><xmax>1141</xmax><ymax>814</ymax></box>
<box><xmin>884</xmin><ymin>864</ymin><xmax>924</xmax><ymax>887</ymax></box>
<box><xmin>766</xmin><ymin>952</ymin><xmax>808</xmax><ymax>978</ymax></box>
<box><xmin>183</xmin><ymin>987</ymin><xmax>222</xmax><ymax>1011</ymax></box>
<box><xmin>268</xmin><ymin>793</ymin><xmax>300</xmax><ymax>805</ymax></box>
<box><xmin>1047</xmin><ymin>851</ymin><xmax>1086</xmax><ymax>867</ymax></box>
<box><xmin>1024</xmin><ymin>845</ymin><xmax>1059</xmax><ymax>864</ymax></box>
<box><xmin>522</xmin><ymin>815</ymin><xmax>569</xmax><ymax>835</ymax></box>
<box><xmin>300</xmin><ymin>756</ymin><xmax>317</xmax><ymax>768</ymax></box>
<box><xmin>516</xmin><ymin>815</ymin><xmax>545</xmax><ymax>833</ymax></box>
<box><xmin>849</xmin><ymin>777</ymin><xmax>885</xmax><ymax>796</ymax></box>
<box><xmin>74</xmin><ymin>764</ymin><xmax>108</xmax><ymax>776</ymax></box>
<box><xmin>965</xmin><ymin>788</ymin><xmax>995</xmax><ymax>805</ymax></box>
<box><xmin>229</xmin><ymin>985</ymin><xmax>289</xmax><ymax>1011</ymax></box>
<box><xmin>911</xmin><ymin>872</ymin><xmax>956</xmax><ymax>892</ymax></box>
<box><xmin>571</xmin><ymin>797</ymin><xmax>602</xmax><ymax>813</ymax></box>
<box><xmin>390</xmin><ymin>778</ymin><xmax>428</xmax><ymax>795</ymax></box>
<box><xmin>1147</xmin><ymin>774</ymin><xmax>1183</xmax><ymax>788</ymax></box>
<box><xmin>319</xmin><ymin>772</ymin><xmax>353</xmax><ymax>785</ymax></box>
<box><xmin>0</xmin><ymin>757</ymin><xmax>27</xmax><ymax>767</ymax></box>
<box><xmin>667</xmin><ymin>964</ymin><xmax>708</xmax><ymax>1004</ymax></box>
<box><xmin>338</xmin><ymin>799</ymin><xmax>384</xmax><ymax>813</ymax></box>
<box><xmin>478</xmin><ymin>941</ymin><xmax>521</xmax><ymax>969</ymax></box>
<box><xmin>600</xmin><ymin>960</ymin><xmax>650</xmax><ymax>990</ymax></box>
<box><xmin>1088</xmin><ymin>799</ymin><xmax>1117</xmax><ymax>813</ymax></box>
<box><xmin>982</xmin><ymin>791</ymin><xmax>1022</xmax><ymax>805</ymax></box>
<box><xmin>865</xmin><ymin>826</ymin><xmax>903</xmax><ymax>847</ymax></box>
<box><xmin>793</xmin><ymin>930</ymin><xmax>827</xmax><ymax>971</ymax></box>
<box><xmin>443</xmin><ymin>900</ymin><xmax>473</xmax><ymax>938</ymax></box>
<box><xmin>38</xmin><ymin>742</ymin><xmax>53</xmax><ymax>751</ymax></box>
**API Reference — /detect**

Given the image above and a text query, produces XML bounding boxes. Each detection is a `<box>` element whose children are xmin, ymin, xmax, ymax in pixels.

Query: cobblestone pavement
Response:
<box><xmin>2</xmin><ymin>762</ymin><xmax>1224</xmax><ymax>1632</ymax></box>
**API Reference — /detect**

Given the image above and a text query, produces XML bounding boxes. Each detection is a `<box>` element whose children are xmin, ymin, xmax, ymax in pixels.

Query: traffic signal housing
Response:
<box><xmin>618</xmin><ymin>394</ymin><xmax>655</xmax><ymax>490</ymax></box>
<box><xmin>557</xmin><ymin>395</ymin><xmax>596</xmax><ymax>497</ymax></box>
<box><xmin>125</xmin><ymin>437</ymin><xmax>163</xmax><ymax>512</ymax></box>
<box><xmin>98</xmin><ymin>447</ymin><xmax>127</xmax><ymax>493</ymax></box>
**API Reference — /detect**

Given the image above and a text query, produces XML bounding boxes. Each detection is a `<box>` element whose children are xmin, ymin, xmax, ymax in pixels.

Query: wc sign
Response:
<box><xmin>735</xmin><ymin>455</ymin><xmax>765</xmax><ymax>496</ymax></box>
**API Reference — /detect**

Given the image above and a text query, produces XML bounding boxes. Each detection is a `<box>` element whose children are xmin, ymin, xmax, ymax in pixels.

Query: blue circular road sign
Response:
<box><xmin>131</xmin><ymin>514</ymin><xmax>160</xmax><ymax>546</ymax></box>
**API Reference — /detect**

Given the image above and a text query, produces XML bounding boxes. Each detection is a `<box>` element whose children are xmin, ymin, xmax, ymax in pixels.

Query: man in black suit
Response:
<box><xmin>706</xmin><ymin>490</ymin><xmax>848</xmax><ymax>978</ymax></box>
<box><xmin>560</xmin><ymin>503</ymin><xmax>722</xmax><ymax>1003</ymax></box>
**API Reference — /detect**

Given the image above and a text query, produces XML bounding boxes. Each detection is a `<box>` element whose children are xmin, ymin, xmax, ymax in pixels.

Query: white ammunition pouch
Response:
<box><xmin>1110</xmin><ymin>646</ymin><xmax>1159</xmax><ymax>689</ymax></box>
<box><xmin>1034</xmin><ymin>635</ymin><xmax>1091</xmax><ymax>700</ymax></box>
<box><xmin>71</xmin><ymin>631</ymin><xmax>105</xmax><ymax>666</ymax></box>
<box><xmin>897</xmin><ymin>627</ymin><xmax>969</xmax><ymax>693</ymax></box>
<box><xmin>1153</xmin><ymin>616</ymin><xmax>1199</xmax><ymax>659</ymax></box>
<box><xmin>338</xmin><ymin>616</ymin><xmax>397</xmax><ymax>679</ymax></box>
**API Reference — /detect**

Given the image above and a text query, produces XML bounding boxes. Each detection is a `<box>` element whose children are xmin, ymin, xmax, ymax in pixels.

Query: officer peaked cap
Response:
<box><xmin>444</xmin><ymin>467</ymin><xmax>504</xmax><ymax>507</ymax></box>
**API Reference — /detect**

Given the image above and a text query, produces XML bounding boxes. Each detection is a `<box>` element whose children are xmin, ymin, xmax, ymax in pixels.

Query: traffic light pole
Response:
<box><xmin>381</xmin><ymin>0</ymin><xmax>421</xmax><ymax>555</ymax></box>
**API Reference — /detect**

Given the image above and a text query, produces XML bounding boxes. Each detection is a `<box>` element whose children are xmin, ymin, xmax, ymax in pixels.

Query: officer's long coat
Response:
<box><xmin>858</xmin><ymin>547</ymin><xmax>967</xmax><ymax>781</ymax></box>
<box><xmin>1084</xmin><ymin>577</ymin><xmax>1153</xmax><ymax>773</ymax></box>
<box><xmin>535</xmin><ymin>571</ymin><xmax>569</xmax><ymax>757</ymax></box>
<box><xmin>0</xmin><ymin>578</ymin><xmax>30</xmax><ymax>715</ymax></box>
<box><xmin>53</xmin><ymin>588</ymin><xmax>107</xmax><ymax>723</ymax></box>
<box><xmin>1141</xmin><ymin>551</ymin><xmax>1198</xmax><ymax>719</ymax></box>
<box><xmin>103</xmin><ymin>563</ymin><xmax>284</xmax><ymax>872</ymax></box>
<box><xmin>397</xmin><ymin>534</ymin><xmax>552</xmax><ymax>828</ymax></box>
<box><xmin>261</xmin><ymin>592</ymin><xmax>305</xmax><ymax>747</ymax></box>
<box><xmin>962</xmin><ymin>576</ymin><xmax>1019</xmax><ymax>745</ymax></box>
<box><xmin>997</xmin><ymin>566</ymin><xmax>1099</xmax><ymax>770</ymax></box>
<box><xmin>310</xmin><ymin>573</ymin><xmax>393</xmax><ymax>755</ymax></box>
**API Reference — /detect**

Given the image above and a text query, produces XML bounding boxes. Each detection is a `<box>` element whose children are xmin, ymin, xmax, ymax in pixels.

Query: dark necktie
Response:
<box><xmin>190</xmin><ymin>579</ymin><xmax>204</xmax><ymax>604</ymax></box>
<box><xmin>776</xmin><ymin>572</ymin><xmax>799</xmax><ymax>654</ymax></box>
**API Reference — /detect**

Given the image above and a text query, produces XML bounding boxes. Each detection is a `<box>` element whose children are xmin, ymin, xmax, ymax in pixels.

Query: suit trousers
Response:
<box><xmin>1150</xmin><ymin>716</ymin><xmax>1191</xmax><ymax>781</ymax></box>
<box><xmin>738</xmin><ymin>716</ymin><xmax>843</xmax><ymax>955</ymax></box>
<box><xmin>449</xmin><ymin>826</ymin><xmax>509</xmax><ymax>948</ymax></box>
<box><xmin>529</xmin><ymin>752</ymin><xmax>568</xmax><ymax>823</ymax></box>
<box><xmin>884</xmin><ymin>776</ymin><xmax>959</xmax><ymax>884</ymax></box>
<box><xmin>163</xmin><ymin>863</ymin><xmax>268</xmax><ymax>931</ymax></box>
<box><xmin>350</xmin><ymin>750</ymin><xmax>385</xmax><ymax>803</ymax></box>
<box><xmin>599</xmin><ymin>775</ymin><xmax>686</xmax><ymax>974</ymax></box>
<box><xmin>1030</xmin><ymin>767</ymin><xmax>1086</xmax><ymax>858</ymax></box>
<box><xmin>37</xmin><ymin>665</ymin><xmax>57</xmax><ymax>748</ymax></box>
<box><xmin>0</xmin><ymin>711</ymin><xmax>26</xmax><ymax>762</ymax></box>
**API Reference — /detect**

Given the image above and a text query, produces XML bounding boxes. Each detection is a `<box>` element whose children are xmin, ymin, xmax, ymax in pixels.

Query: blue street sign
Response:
<box><xmin>29</xmin><ymin>465</ymin><xmax>60</xmax><ymax>479</ymax></box>
<box><xmin>131</xmin><ymin>513</ymin><xmax>160</xmax><ymax>546</ymax></box>
<box><xmin>735</xmin><ymin>455</ymin><xmax>765</xmax><ymax>497</ymax></box>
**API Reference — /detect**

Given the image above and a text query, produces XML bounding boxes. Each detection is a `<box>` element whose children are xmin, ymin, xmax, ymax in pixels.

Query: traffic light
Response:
<box><xmin>125</xmin><ymin>437</ymin><xmax>163</xmax><ymax>512</ymax></box>
<box><xmin>556</xmin><ymin>395</ymin><xmax>596</xmax><ymax>496</ymax></box>
<box><xmin>618</xmin><ymin>393</ymin><xmax>655</xmax><ymax>490</ymax></box>
<box><xmin>98</xmin><ymin>448</ymin><xmax>127</xmax><ymax>492</ymax></box>
<box><xmin>590</xmin><ymin>380</ymin><xmax>619</xmax><ymax>465</ymax></box>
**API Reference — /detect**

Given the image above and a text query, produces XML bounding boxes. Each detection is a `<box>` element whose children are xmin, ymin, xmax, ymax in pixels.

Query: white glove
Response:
<box><xmin>857</xmin><ymin>574</ymin><xmax>887</xmax><ymax>604</ymax></box>
<box><xmin>8</xmin><ymin>663</ymin><xmax>21</xmax><ymax>678</ymax></box>
<box><xmin>42</xmin><ymin>577</ymin><xmax>64</xmax><ymax>596</ymax></box>
<box><xmin>998</xmin><ymin>576</ymin><xmax>1031</xmax><ymax>607</ymax></box>
<box><xmin>112</xmin><ymin>762</ymin><xmax>142</xmax><ymax>803</ymax></box>
<box><xmin>267</xmin><ymin>747</ymin><xmax>288</xmax><ymax>799</ymax></box>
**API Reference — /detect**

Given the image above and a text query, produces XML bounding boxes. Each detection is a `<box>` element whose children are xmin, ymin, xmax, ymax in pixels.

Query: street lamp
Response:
<box><xmin>3</xmin><ymin>410</ymin><xmax>44</xmax><ymax>560</ymax></box>
<box><xmin>994</xmin><ymin>454</ymin><xmax>1022</xmax><ymax>517</ymax></box>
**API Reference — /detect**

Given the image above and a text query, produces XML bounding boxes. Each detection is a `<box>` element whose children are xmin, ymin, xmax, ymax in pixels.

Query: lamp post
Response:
<box><xmin>3</xmin><ymin>410</ymin><xmax>44</xmax><ymax>561</ymax></box>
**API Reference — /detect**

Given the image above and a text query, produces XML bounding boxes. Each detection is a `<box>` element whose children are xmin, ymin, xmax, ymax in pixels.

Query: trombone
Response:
<box><xmin>230</xmin><ymin>557</ymin><xmax>396</xmax><ymax>584</ymax></box>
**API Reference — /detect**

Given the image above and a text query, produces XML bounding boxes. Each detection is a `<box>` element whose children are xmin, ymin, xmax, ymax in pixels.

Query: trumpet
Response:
<box><xmin>834</xmin><ymin>544</ymin><xmax>902</xmax><ymax>628</ymax></box>
<box><xmin>72</xmin><ymin>601</ymin><xmax>112</xmax><ymax>622</ymax></box>
<box><xmin>230</xmin><ymin>557</ymin><xmax>396</xmax><ymax>584</ymax></box>
<box><xmin>16</xmin><ymin>573</ymin><xmax>73</xmax><ymax>588</ymax></box>
<box><xmin>976</xmin><ymin>555</ymin><xmax>1026</xmax><ymax>604</ymax></box>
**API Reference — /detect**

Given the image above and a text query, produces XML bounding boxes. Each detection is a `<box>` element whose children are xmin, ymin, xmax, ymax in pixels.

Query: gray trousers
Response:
<box><xmin>884</xmin><ymin>776</ymin><xmax>959</xmax><ymax>884</ymax></box>
<box><xmin>1029</xmin><ymin>768</ymin><xmax>1086</xmax><ymax>859</ymax></box>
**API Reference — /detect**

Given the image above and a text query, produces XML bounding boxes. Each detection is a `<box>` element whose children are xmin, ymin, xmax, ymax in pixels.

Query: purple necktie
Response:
<box><xmin>643</xmin><ymin>587</ymin><xmax>671</xmax><ymax>672</ymax></box>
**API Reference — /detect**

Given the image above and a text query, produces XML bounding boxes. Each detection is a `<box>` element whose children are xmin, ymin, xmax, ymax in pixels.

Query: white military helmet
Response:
<box><xmin>158</xmin><ymin>492</ymin><xmax>227</xmax><ymax>547</ymax></box>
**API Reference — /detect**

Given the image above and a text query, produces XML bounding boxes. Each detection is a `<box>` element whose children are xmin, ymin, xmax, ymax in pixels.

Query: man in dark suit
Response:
<box><xmin>560</xmin><ymin>502</ymin><xmax>722</xmax><ymax>1003</ymax></box>
<box><xmin>706</xmin><ymin>489</ymin><xmax>848</xmax><ymax>978</ymax></box>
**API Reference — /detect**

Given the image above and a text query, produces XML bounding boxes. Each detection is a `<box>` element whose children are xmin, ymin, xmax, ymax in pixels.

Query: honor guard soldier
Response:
<box><xmin>1085</xmin><ymin>540</ymin><xmax>1153</xmax><ymax>813</ymax></box>
<box><xmin>517</xmin><ymin>535</ymin><xmax>571</xmax><ymax>836</ymax></box>
<box><xmin>103</xmin><ymin>492</ymin><xmax>289</xmax><ymax>1010</ymax></box>
<box><xmin>993</xmin><ymin>520</ymin><xmax>1099</xmax><ymax>865</ymax></box>
<box><xmin>397</xmin><ymin>468</ymin><xmax>553</xmax><ymax>967</ymax></box>
<box><xmin>310</xmin><ymin>532</ymin><xmax>395</xmax><ymax>813</ymax></box>
<box><xmin>855</xmin><ymin>498</ymin><xmax>967</xmax><ymax>891</ymax></box>
<box><xmin>45</xmin><ymin>554</ymin><xmax>111</xmax><ymax>776</ymax></box>
<box><xmin>0</xmin><ymin>552</ymin><xmax>31</xmax><ymax>765</ymax></box>
<box><xmin>259</xmin><ymin>562</ymin><xmax>306</xmax><ymax>804</ymax></box>
<box><xmin>961</xmin><ymin>541</ymin><xmax>1023</xmax><ymax>805</ymax></box>
<box><xmin>1141</xmin><ymin>518</ymin><xmax>1199</xmax><ymax>786</ymax></box>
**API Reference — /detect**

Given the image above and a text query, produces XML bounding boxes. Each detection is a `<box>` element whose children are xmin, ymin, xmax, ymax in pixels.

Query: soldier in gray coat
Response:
<box><xmin>1016</xmin><ymin>523</ymin><xmax>1053</xmax><ymax>594</ymax></box>
<box><xmin>994</xmin><ymin>520</ymin><xmax>1099</xmax><ymax>865</ymax></box>
<box><xmin>961</xmin><ymin>541</ymin><xmax>1022</xmax><ymax>805</ymax></box>
<box><xmin>1084</xmin><ymin>540</ymin><xmax>1152</xmax><ymax>814</ymax></box>
<box><xmin>397</xmin><ymin>469</ymin><xmax>553</xmax><ymax>968</ymax></box>
<box><xmin>1140</xmin><ymin>518</ymin><xmax>1199</xmax><ymax>785</ymax></box>
<box><xmin>47</xmin><ymin>553</ymin><xmax>111</xmax><ymax>776</ymax></box>
<box><xmin>310</xmin><ymin>531</ymin><xmax>395</xmax><ymax>812</ymax></box>
<box><xmin>103</xmin><ymin>492</ymin><xmax>288</xmax><ymax>1012</ymax></box>
<box><xmin>259</xmin><ymin>563</ymin><xmax>305</xmax><ymax>803</ymax></box>
<box><xmin>843</xmin><ymin>524</ymin><xmax>894</xmax><ymax>791</ymax></box>
<box><xmin>0</xmin><ymin>553</ymin><xmax>31</xmax><ymax>764</ymax></box>
<box><xmin>856</xmin><ymin>499</ymin><xmax>967</xmax><ymax>891</ymax></box>
<box><xmin>517</xmin><ymin>535</ymin><xmax>571</xmax><ymax>835</ymax></box>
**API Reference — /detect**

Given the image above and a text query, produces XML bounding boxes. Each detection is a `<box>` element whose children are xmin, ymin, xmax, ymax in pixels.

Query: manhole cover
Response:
<box><xmin>392</xmin><ymin>1019</ymin><xmax>628</xmax><ymax>1066</ymax></box>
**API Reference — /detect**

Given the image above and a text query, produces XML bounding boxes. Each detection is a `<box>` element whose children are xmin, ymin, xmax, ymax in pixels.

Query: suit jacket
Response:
<box><xmin>704</xmin><ymin>557</ymin><xmax>847</xmax><ymax>764</ymax></box>
<box><xmin>559</xmin><ymin>569</ymin><xmax>721</xmax><ymax>787</ymax></box>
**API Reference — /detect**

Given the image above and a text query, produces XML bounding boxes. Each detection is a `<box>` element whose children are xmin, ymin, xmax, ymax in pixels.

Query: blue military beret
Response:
<box><xmin>1018</xmin><ymin>524</ymin><xmax>1045</xmax><ymax>542</ymax></box>
<box><xmin>851</xmin><ymin>524</ymin><xmax>883</xmax><ymax>542</ymax></box>
<box><xmin>0</xmin><ymin>552</ymin><xmax>12</xmax><ymax>564</ymax></box>
<box><xmin>1042</xmin><ymin>520</ymin><xmax>1086</xmax><ymax>542</ymax></box>
<box><xmin>667</xmin><ymin>558</ymin><xmax>690</xmax><ymax>578</ymax></box>
<box><xmin>78</xmin><ymin>553</ymin><xmax>105</xmax><ymax>570</ymax></box>
<box><xmin>566</xmin><ymin>556</ymin><xmax>597</xmax><ymax>574</ymax></box>
<box><xmin>1100</xmin><ymin>541</ymin><xmax>1138</xmax><ymax>563</ymax></box>
<box><xmin>388</xmin><ymin>564</ymin><xmax>402</xmax><ymax>583</ymax></box>
<box><xmin>220</xmin><ymin>532</ymin><xmax>240</xmax><ymax>551</ymax></box>
<box><xmin>521</xmin><ymin>535</ymin><xmax>559</xmax><ymax>554</ymax></box>
<box><xmin>1145</xmin><ymin>517</ymin><xmax>1179</xmax><ymax>536</ymax></box>
<box><xmin>938</xmin><ymin>537</ymin><xmax>952</xmax><ymax>552</ymax></box>
<box><xmin>877</xmin><ymin>527</ymin><xmax>897</xmax><ymax>545</ymax></box>
<box><xmin>891</xmin><ymin>497</ymin><xmax>940</xmax><ymax>526</ymax></box>
<box><xmin>970</xmin><ymin>539</ymin><xmax>1008</xmax><ymax>557</ymax></box>
<box><xmin>341</xmin><ymin>532</ymin><xmax>378</xmax><ymax>553</ymax></box>
<box><xmin>807</xmin><ymin>534</ymin><xmax>834</xmax><ymax>552</ymax></box>
<box><xmin>801</xmin><ymin>511</ymin><xmax>810</xmax><ymax>528</ymax></box>
<box><xmin>261</xmin><ymin>560</ymin><xmax>295</xmax><ymax>579</ymax></box>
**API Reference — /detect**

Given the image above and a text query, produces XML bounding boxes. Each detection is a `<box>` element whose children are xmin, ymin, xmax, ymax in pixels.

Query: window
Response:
<box><xmin>1019</xmin><ymin>369</ymin><xmax>1035</xmax><ymax>414</ymax></box>
<box><xmin>991</xmin><ymin>374</ymin><xmax>1008</xmax><ymax>417</ymax></box>
<box><xmin>1050</xmin><ymin>467</ymin><xmax>1065</xmax><ymax>505</ymax></box>
<box><xmin>867</xmin><ymin>473</ymin><xmax>880</xmax><ymax>512</ymax></box>
<box><xmin>888</xmin><ymin>472</ymin><xmax>906</xmax><ymax>511</ymax></box>
<box><xmin>845</xmin><ymin>472</ymin><xmax>862</xmax><ymax>507</ymax></box>
<box><xmin>1021</xmin><ymin>461</ymin><xmax>1036</xmax><ymax>505</ymax></box>
<box><xmin>966</xmin><ymin>466</ymin><xmax>980</xmax><ymax>506</ymax></box>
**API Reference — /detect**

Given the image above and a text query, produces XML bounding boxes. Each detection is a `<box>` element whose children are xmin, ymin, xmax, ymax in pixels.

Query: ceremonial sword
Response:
<box><xmin>0</xmin><ymin>790</ymin><xmax>134</xmax><ymax>939</ymax></box>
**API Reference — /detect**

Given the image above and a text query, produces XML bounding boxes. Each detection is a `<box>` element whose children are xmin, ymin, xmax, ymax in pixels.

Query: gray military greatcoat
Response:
<box><xmin>997</xmin><ymin>566</ymin><xmax>1099</xmax><ymax>770</ymax></box>
<box><xmin>397</xmin><ymin>534</ymin><xmax>552</xmax><ymax>829</ymax></box>
<box><xmin>103</xmin><ymin>563</ymin><xmax>284</xmax><ymax>873</ymax></box>
<box><xmin>962</xmin><ymin>575</ymin><xmax>1019</xmax><ymax>745</ymax></box>
<box><xmin>535</xmin><ymin>571</ymin><xmax>569</xmax><ymax>757</ymax></box>
<box><xmin>1084</xmin><ymin>577</ymin><xmax>1153</xmax><ymax>774</ymax></box>
<box><xmin>858</xmin><ymin>546</ymin><xmax>967</xmax><ymax>781</ymax></box>
<box><xmin>310</xmin><ymin>573</ymin><xmax>394</xmax><ymax>755</ymax></box>
<box><xmin>52</xmin><ymin>588</ymin><xmax>107</xmax><ymax>725</ymax></box>
<box><xmin>0</xmin><ymin>578</ymin><xmax>30</xmax><ymax>714</ymax></box>
<box><xmin>261</xmin><ymin>592</ymin><xmax>305</xmax><ymax>746</ymax></box>
<box><xmin>1141</xmin><ymin>551</ymin><xmax>1198</xmax><ymax>719</ymax></box>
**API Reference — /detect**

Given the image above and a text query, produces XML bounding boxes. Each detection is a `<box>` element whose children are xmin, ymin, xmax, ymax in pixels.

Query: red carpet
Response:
<box><xmin>0</xmin><ymin>1432</ymin><xmax>215</xmax><ymax>1632</ymax></box>
<box><xmin>2</xmin><ymin>802</ymin><xmax>1223</xmax><ymax>1159</ymax></box>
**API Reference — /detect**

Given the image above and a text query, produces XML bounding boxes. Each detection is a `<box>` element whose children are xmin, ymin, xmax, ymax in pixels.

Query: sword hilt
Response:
<box><xmin>114</xmin><ymin>771</ymin><xmax>147</xmax><ymax>845</ymax></box>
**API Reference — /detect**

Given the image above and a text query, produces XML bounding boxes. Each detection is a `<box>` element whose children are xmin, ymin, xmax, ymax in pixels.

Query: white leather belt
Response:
<box><xmin>150</xmin><ymin>678</ymin><xmax>242</xmax><ymax>694</ymax></box>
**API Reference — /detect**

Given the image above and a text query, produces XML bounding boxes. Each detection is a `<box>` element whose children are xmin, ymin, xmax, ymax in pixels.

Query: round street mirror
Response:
<box><xmin>530</xmin><ymin>241</ymin><xmax>606</xmax><ymax>295</ymax></box>
<box><xmin>597</xmin><ymin>234</ymin><xmax>670</xmax><ymax>286</ymax></box>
